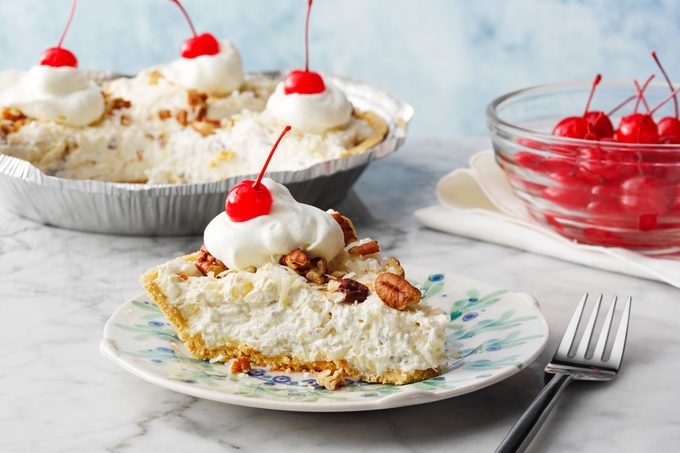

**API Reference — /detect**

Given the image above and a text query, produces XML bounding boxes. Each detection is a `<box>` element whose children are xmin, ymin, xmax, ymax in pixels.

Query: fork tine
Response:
<box><xmin>593</xmin><ymin>296</ymin><xmax>617</xmax><ymax>360</ymax></box>
<box><xmin>556</xmin><ymin>293</ymin><xmax>588</xmax><ymax>358</ymax></box>
<box><xmin>575</xmin><ymin>294</ymin><xmax>602</xmax><ymax>358</ymax></box>
<box><xmin>608</xmin><ymin>297</ymin><xmax>632</xmax><ymax>368</ymax></box>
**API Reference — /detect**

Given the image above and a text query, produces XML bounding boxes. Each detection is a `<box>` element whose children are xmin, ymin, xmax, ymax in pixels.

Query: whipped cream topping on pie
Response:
<box><xmin>204</xmin><ymin>178</ymin><xmax>344</xmax><ymax>270</ymax></box>
<box><xmin>0</xmin><ymin>66</ymin><xmax>104</xmax><ymax>126</ymax></box>
<box><xmin>161</xmin><ymin>39</ymin><xmax>245</xmax><ymax>94</ymax></box>
<box><xmin>265</xmin><ymin>81</ymin><xmax>352</xmax><ymax>134</ymax></box>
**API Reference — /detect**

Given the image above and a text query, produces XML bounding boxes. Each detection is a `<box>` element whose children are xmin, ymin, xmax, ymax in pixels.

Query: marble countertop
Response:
<box><xmin>1</xmin><ymin>138</ymin><xmax>679</xmax><ymax>453</ymax></box>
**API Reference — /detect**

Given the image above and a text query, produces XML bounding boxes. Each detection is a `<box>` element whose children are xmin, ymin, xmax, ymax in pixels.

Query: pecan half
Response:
<box><xmin>195</xmin><ymin>245</ymin><xmax>228</xmax><ymax>276</ymax></box>
<box><xmin>305</xmin><ymin>257</ymin><xmax>328</xmax><ymax>285</ymax></box>
<box><xmin>331</xmin><ymin>278</ymin><xmax>369</xmax><ymax>304</ymax></box>
<box><xmin>384</xmin><ymin>257</ymin><xmax>405</xmax><ymax>277</ymax></box>
<box><xmin>331</xmin><ymin>212</ymin><xmax>358</xmax><ymax>245</ymax></box>
<box><xmin>374</xmin><ymin>272</ymin><xmax>422</xmax><ymax>310</ymax></box>
<box><xmin>280</xmin><ymin>248</ymin><xmax>311</xmax><ymax>271</ymax></box>
<box><xmin>230</xmin><ymin>356</ymin><xmax>251</xmax><ymax>374</ymax></box>
<box><xmin>349</xmin><ymin>240</ymin><xmax>380</xmax><ymax>257</ymax></box>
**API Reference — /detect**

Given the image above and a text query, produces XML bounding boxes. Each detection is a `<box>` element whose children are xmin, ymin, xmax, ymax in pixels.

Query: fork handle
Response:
<box><xmin>495</xmin><ymin>373</ymin><xmax>572</xmax><ymax>453</ymax></box>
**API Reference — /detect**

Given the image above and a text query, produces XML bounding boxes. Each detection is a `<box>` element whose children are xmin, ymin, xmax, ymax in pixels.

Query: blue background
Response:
<box><xmin>1</xmin><ymin>0</ymin><xmax>677</xmax><ymax>138</ymax></box>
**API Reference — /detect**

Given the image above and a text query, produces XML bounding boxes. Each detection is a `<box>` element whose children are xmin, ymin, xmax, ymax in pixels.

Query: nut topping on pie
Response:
<box><xmin>374</xmin><ymin>272</ymin><xmax>422</xmax><ymax>310</ymax></box>
<box><xmin>195</xmin><ymin>245</ymin><xmax>227</xmax><ymax>276</ymax></box>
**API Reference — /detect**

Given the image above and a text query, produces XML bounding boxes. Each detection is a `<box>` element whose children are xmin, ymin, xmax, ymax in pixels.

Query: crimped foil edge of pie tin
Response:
<box><xmin>0</xmin><ymin>71</ymin><xmax>413</xmax><ymax>236</ymax></box>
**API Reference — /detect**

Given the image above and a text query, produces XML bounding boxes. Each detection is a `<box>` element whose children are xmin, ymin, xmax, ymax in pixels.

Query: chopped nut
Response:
<box><xmin>2</xmin><ymin>108</ymin><xmax>26</xmax><ymax>122</ymax></box>
<box><xmin>195</xmin><ymin>245</ymin><xmax>228</xmax><ymax>276</ymax></box>
<box><xmin>349</xmin><ymin>240</ymin><xmax>380</xmax><ymax>256</ymax></box>
<box><xmin>374</xmin><ymin>272</ymin><xmax>422</xmax><ymax>310</ymax></box>
<box><xmin>315</xmin><ymin>369</ymin><xmax>345</xmax><ymax>390</ymax></box>
<box><xmin>196</xmin><ymin>105</ymin><xmax>208</xmax><ymax>121</ymax></box>
<box><xmin>176</xmin><ymin>273</ymin><xmax>188</xmax><ymax>281</ymax></box>
<box><xmin>230</xmin><ymin>356</ymin><xmax>251</xmax><ymax>374</ymax></box>
<box><xmin>120</xmin><ymin>114</ymin><xmax>132</xmax><ymax>126</ymax></box>
<box><xmin>158</xmin><ymin>109</ymin><xmax>171</xmax><ymax>120</ymax></box>
<box><xmin>385</xmin><ymin>257</ymin><xmax>405</xmax><ymax>278</ymax></box>
<box><xmin>331</xmin><ymin>212</ymin><xmax>358</xmax><ymax>245</ymax></box>
<box><xmin>280</xmin><ymin>248</ymin><xmax>311</xmax><ymax>271</ymax></box>
<box><xmin>175</xmin><ymin>109</ymin><xmax>188</xmax><ymax>126</ymax></box>
<box><xmin>187</xmin><ymin>90</ymin><xmax>208</xmax><ymax>107</ymax></box>
<box><xmin>110</xmin><ymin>98</ymin><xmax>132</xmax><ymax>110</ymax></box>
<box><xmin>333</xmin><ymin>278</ymin><xmax>369</xmax><ymax>304</ymax></box>
<box><xmin>191</xmin><ymin>119</ymin><xmax>219</xmax><ymax>136</ymax></box>
<box><xmin>305</xmin><ymin>257</ymin><xmax>328</xmax><ymax>284</ymax></box>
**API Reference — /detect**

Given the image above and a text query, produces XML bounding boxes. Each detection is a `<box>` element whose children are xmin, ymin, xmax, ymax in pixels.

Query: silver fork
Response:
<box><xmin>495</xmin><ymin>293</ymin><xmax>632</xmax><ymax>453</ymax></box>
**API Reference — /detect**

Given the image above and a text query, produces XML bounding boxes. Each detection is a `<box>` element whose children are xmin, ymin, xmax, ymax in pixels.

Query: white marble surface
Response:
<box><xmin>1</xmin><ymin>138</ymin><xmax>679</xmax><ymax>452</ymax></box>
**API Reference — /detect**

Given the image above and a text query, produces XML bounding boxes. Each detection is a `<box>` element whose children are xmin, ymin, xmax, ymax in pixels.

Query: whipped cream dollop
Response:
<box><xmin>265</xmin><ymin>81</ymin><xmax>352</xmax><ymax>134</ymax></box>
<box><xmin>204</xmin><ymin>178</ymin><xmax>344</xmax><ymax>270</ymax></box>
<box><xmin>0</xmin><ymin>65</ymin><xmax>105</xmax><ymax>127</ymax></box>
<box><xmin>162</xmin><ymin>39</ymin><xmax>244</xmax><ymax>94</ymax></box>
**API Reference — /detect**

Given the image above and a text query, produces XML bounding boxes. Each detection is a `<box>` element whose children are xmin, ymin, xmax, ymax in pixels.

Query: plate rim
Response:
<box><xmin>101</xmin><ymin>265</ymin><xmax>550</xmax><ymax>412</ymax></box>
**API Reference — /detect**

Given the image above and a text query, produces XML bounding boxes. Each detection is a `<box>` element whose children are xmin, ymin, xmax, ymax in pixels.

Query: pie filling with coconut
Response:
<box><xmin>141</xmin><ymin>179</ymin><xmax>447</xmax><ymax>390</ymax></box>
<box><xmin>0</xmin><ymin>63</ymin><xmax>387</xmax><ymax>184</ymax></box>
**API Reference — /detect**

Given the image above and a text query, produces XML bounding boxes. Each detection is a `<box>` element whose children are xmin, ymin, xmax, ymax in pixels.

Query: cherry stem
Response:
<box><xmin>304</xmin><ymin>0</ymin><xmax>313</xmax><ymax>72</ymax></box>
<box><xmin>633</xmin><ymin>80</ymin><xmax>651</xmax><ymax>112</ymax></box>
<box><xmin>652</xmin><ymin>50</ymin><xmax>679</xmax><ymax>118</ymax></box>
<box><xmin>583</xmin><ymin>74</ymin><xmax>602</xmax><ymax>116</ymax></box>
<box><xmin>648</xmin><ymin>84</ymin><xmax>680</xmax><ymax>116</ymax></box>
<box><xmin>170</xmin><ymin>0</ymin><xmax>197</xmax><ymax>38</ymax></box>
<box><xmin>253</xmin><ymin>126</ymin><xmax>292</xmax><ymax>190</ymax></box>
<box><xmin>57</xmin><ymin>0</ymin><xmax>78</xmax><ymax>49</ymax></box>
<box><xmin>607</xmin><ymin>94</ymin><xmax>636</xmax><ymax>116</ymax></box>
<box><xmin>634</xmin><ymin>75</ymin><xmax>655</xmax><ymax>114</ymax></box>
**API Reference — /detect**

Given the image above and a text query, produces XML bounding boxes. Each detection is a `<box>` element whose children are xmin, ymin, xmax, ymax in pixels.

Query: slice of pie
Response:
<box><xmin>140</xmin><ymin>182</ymin><xmax>447</xmax><ymax>389</ymax></box>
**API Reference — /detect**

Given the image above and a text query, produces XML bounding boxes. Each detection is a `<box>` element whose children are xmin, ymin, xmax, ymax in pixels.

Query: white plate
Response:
<box><xmin>101</xmin><ymin>265</ymin><xmax>549</xmax><ymax>412</ymax></box>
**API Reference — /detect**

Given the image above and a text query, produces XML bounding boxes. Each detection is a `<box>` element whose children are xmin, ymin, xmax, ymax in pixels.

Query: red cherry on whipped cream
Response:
<box><xmin>169</xmin><ymin>0</ymin><xmax>220</xmax><ymax>59</ymax></box>
<box><xmin>40</xmin><ymin>0</ymin><xmax>79</xmax><ymax>68</ymax></box>
<box><xmin>283</xmin><ymin>0</ymin><xmax>326</xmax><ymax>95</ymax></box>
<box><xmin>225</xmin><ymin>126</ymin><xmax>292</xmax><ymax>222</ymax></box>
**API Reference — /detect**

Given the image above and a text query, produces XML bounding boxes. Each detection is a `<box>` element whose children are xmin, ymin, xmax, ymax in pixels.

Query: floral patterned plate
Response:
<box><xmin>101</xmin><ymin>265</ymin><xmax>549</xmax><ymax>412</ymax></box>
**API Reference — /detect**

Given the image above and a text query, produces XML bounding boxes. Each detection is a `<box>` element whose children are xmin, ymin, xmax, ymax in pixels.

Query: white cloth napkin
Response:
<box><xmin>414</xmin><ymin>151</ymin><xmax>680</xmax><ymax>288</ymax></box>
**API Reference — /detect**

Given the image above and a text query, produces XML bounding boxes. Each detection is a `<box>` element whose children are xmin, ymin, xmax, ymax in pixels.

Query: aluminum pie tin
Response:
<box><xmin>0</xmin><ymin>71</ymin><xmax>413</xmax><ymax>236</ymax></box>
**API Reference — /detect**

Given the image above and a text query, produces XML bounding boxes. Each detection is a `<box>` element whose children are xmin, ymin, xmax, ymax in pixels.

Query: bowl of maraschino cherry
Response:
<box><xmin>487</xmin><ymin>51</ymin><xmax>680</xmax><ymax>255</ymax></box>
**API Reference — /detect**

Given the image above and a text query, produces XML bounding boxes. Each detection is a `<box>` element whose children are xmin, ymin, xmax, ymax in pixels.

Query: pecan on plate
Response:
<box><xmin>329</xmin><ymin>278</ymin><xmax>369</xmax><ymax>304</ymax></box>
<box><xmin>230</xmin><ymin>356</ymin><xmax>252</xmax><ymax>374</ymax></box>
<box><xmin>384</xmin><ymin>257</ymin><xmax>405</xmax><ymax>278</ymax></box>
<box><xmin>195</xmin><ymin>245</ymin><xmax>228</xmax><ymax>276</ymax></box>
<box><xmin>331</xmin><ymin>212</ymin><xmax>358</xmax><ymax>245</ymax></box>
<box><xmin>348</xmin><ymin>240</ymin><xmax>380</xmax><ymax>257</ymax></box>
<box><xmin>305</xmin><ymin>257</ymin><xmax>328</xmax><ymax>285</ymax></box>
<box><xmin>374</xmin><ymin>272</ymin><xmax>422</xmax><ymax>310</ymax></box>
<box><xmin>280</xmin><ymin>248</ymin><xmax>311</xmax><ymax>271</ymax></box>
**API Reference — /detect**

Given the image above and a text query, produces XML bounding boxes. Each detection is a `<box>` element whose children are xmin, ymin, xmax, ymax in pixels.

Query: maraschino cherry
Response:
<box><xmin>616</xmin><ymin>76</ymin><xmax>680</xmax><ymax>144</ymax></box>
<box><xmin>652</xmin><ymin>51</ymin><xmax>680</xmax><ymax>144</ymax></box>
<box><xmin>225</xmin><ymin>126</ymin><xmax>293</xmax><ymax>222</ymax></box>
<box><xmin>169</xmin><ymin>0</ymin><xmax>220</xmax><ymax>59</ymax></box>
<box><xmin>283</xmin><ymin>0</ymin><xmax>326</xmax><ymax>95</ymax></box>
<box><xmin>552</xmin><ymin>74</ymin><xmax>603</xmax><ymax>139</ymax></box>
<box><xmin>39</xmin><ymin>0</ymin><xmax>79</xmax><ymax>68</ymax></box>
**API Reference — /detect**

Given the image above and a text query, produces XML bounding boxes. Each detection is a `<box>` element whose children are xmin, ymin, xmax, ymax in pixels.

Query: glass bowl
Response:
<box><xmin>486</xmin><ymin>81</ymin><xmax>680</xmax><ymax>256</ymax></box>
